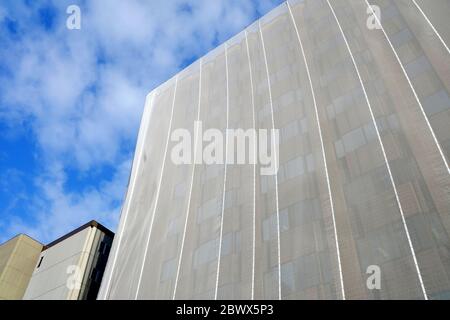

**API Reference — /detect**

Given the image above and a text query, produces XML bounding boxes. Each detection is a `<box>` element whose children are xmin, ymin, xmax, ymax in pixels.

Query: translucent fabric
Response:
<box><xmin>99</xmin><ymin>0</ymin><xmax>450</xmax><ymax>300</ymax></box>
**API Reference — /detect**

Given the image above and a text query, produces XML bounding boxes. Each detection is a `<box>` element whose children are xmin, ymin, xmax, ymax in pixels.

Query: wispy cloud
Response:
<box><xmin>0</xmin><ymin>0</ymin><xmax>282</xmax><ymax>243</ymax></box>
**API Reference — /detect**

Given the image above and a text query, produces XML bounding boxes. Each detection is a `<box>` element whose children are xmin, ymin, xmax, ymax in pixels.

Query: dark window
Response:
<box><xmin>99</xmin><ymin>241</ymin><xmax>110</xmax><ymax>255</ymax></box>
<box><xmin>90</xmin><ymin>268</ymin><xmax>102</xmax><ymax>283</ymax></box>
<box><xmin>95</xmin><ymin>270</ymin><xmax>102</xmax><ymax>283</ymax></box>
<box><xmin>103</xmin><ymin>243</ymin><xmax>110</xmax><ymax>255</ymax></box>
<box><xmin>37</xmin><ymin>256</ymin><xmax>44</xmax><ymax>268</ymax></box>
<box><xmin>99</xmin><ymin>242</ymin><xmax>105</xmax><ymax>254</ymax></box>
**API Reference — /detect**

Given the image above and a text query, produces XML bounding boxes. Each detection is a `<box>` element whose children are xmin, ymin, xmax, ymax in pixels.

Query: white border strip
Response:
<box><xmin>327</xmin><ymin>0</ymin><xmax>428</xmax><ymax>299</ymax></box>
<box><xmin>172</xmin><ymin>59</ymin><xmax>203</xmax><ymax>300</ymax></box>
<box><xmin>135</xmin><ymin>75</ymin><xmax>179</xmax><ymax>299</ymax></box>
<box><xmin>411</xmin><ymin>0</ymin><xmax>450</xmax><ymax>55</ymax></box>
<box><xmin>366</xmin><ymin>0</ymin><xmax>450</xmax><ymax>175</ymax></box>
<box><xmin>214</xmin><ymin>43</ymin><xmax>230</xmax><ymax>300</ymax></box>
<box><xmin>287</xmin><ymin>1</ymin><xmax>346</xmax><ymax>300</ymax></box>
<box><xmin>245</xmin><ymin>29</ymin><xmax>258</xmax><ymax>301</ymax></box>
<box><xmin>101</xmin><ymin>92</ymin><xmax>156</xmax><ymax>299</ymax></box>
<box><xmin>259</xmin><ymin>20</ymin><xmax>282</xmax><ymax>301</ymax></box>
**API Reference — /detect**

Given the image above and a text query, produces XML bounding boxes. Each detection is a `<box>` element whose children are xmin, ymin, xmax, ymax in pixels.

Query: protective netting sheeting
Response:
<box><xmin>99</xmin><ymin>0</ymin><xmax>450</xmax><ymax>300</ymax></box>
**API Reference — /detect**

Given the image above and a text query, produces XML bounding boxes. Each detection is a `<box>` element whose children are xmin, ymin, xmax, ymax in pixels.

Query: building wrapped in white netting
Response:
<box><xmin>99</xmin><ymin>0</ymin><xmax>450</xmax><ymax>300</ymax></box>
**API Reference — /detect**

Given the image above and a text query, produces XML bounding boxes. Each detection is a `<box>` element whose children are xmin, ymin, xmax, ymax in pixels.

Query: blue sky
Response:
<box><xmin>0</xmin><ymin>0</ymin><xmax>282</xmax><ymax>244</ymax></box>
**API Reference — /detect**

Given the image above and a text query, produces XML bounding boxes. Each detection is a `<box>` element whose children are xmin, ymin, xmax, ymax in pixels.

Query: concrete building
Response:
<box><xmin>24</xmin><ymin>221</ymin><xmax>114</xmax><ymax>300</ymax></box>
<box><xmin>0</xmin><ymin>234</ymin><xmax>43</xmax><ymax>300</ymax></box>
<box><xmin>99</xmin><ymin>0</ymin><xmax>450</xmax><ymax>300</ymax></box>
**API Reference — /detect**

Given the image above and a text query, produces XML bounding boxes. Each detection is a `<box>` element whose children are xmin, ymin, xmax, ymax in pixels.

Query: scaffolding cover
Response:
<box><xmin>99</xmin><ymin>0</ymin><xmax>450</xmax><ymax>300</ymax></box>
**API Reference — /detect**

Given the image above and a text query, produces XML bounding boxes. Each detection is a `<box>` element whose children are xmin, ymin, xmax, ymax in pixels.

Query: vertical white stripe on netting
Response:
<box><xmin>244</xmin><ymin>29</ymin><xmax>257</xmax><ymax>301</ymax></box>
<box><xmin>286</xmin><ymin>1</ymin><xmax>346</xmax><ymax>300</ymax></box>
<box><xmin>215</xmin><ymin>43</ymin><xmax>230</xmax><ymax>300</ymax></box>
<box><xmin>173</xmin><ymin>59</ymin><xmax>203</xmax><ymax>300</ymax></box>
<box><xmin>258</xmin><ymin>20</ymin><xmax>282</xmax><ymax>301</ymax></box>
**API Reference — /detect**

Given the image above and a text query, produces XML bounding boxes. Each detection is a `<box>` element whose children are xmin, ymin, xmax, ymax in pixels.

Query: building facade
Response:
<box><xmin>24</xmin><ymin>221</ymin><xmax>114</xmax><ymax>300</ymax></box>
<box><xmin>0</xmin><ymin>235</ymin><xmax>43</xmax><ymax>300</ymax></box>
<box><xmin>99</xmin><ymin>0</ymin><xmax>450</xmax><ymax>299</ymax></box>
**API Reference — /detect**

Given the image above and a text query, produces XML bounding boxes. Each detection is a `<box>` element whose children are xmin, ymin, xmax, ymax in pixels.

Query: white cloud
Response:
<box><xmin>2</xmin><ymin>159</ymin><xmax>130</xmax><ymax>243</ymax></box>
